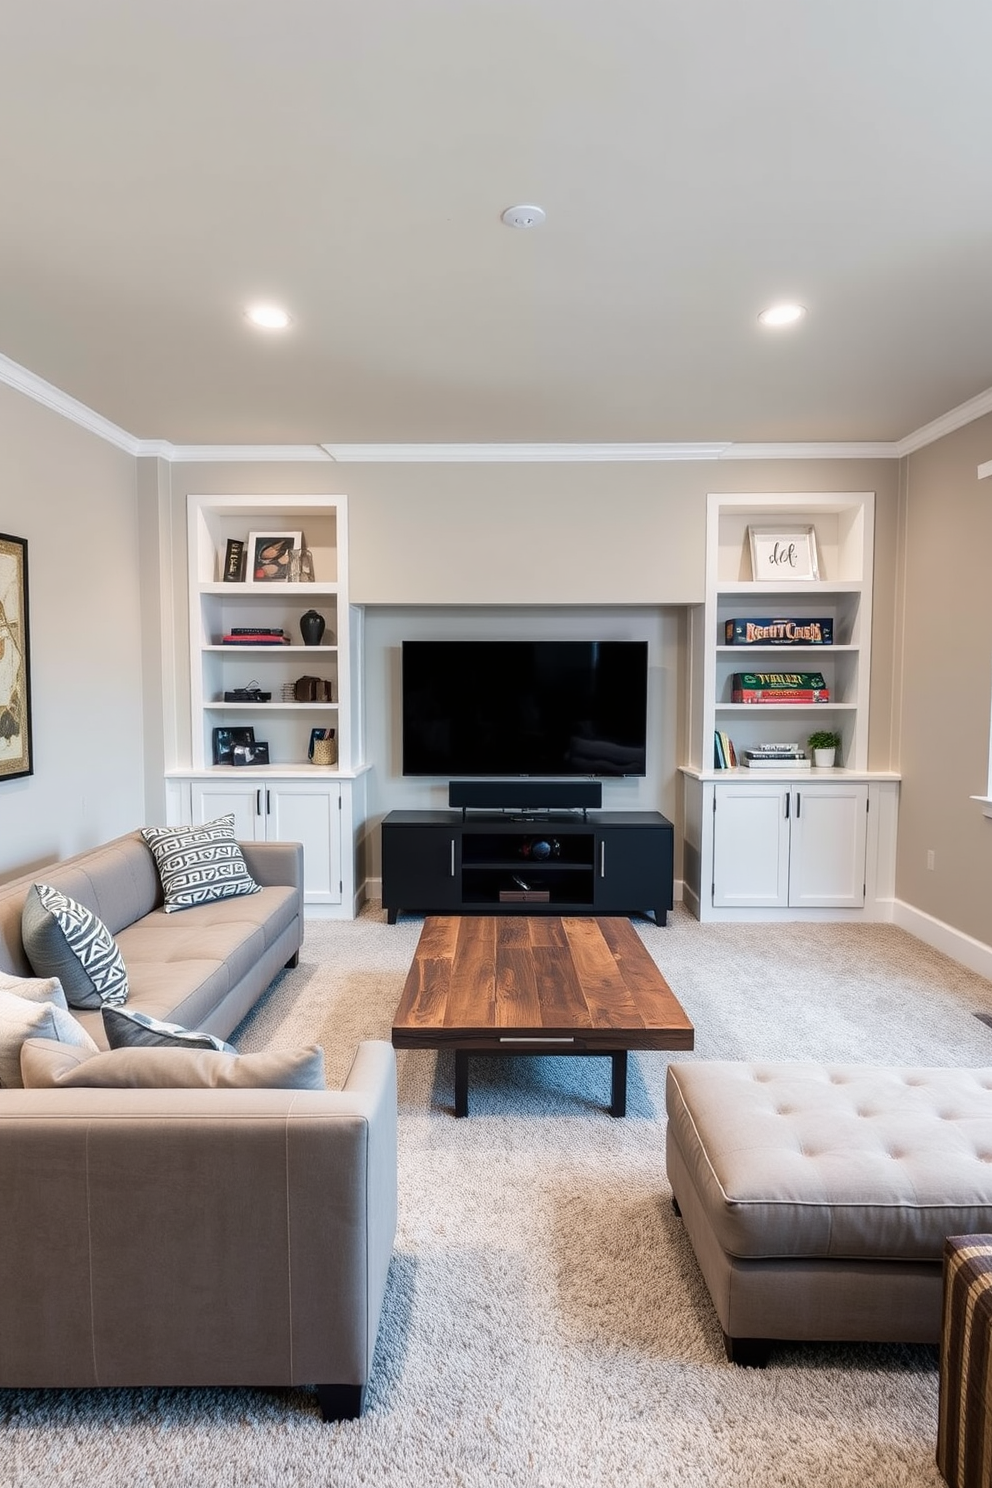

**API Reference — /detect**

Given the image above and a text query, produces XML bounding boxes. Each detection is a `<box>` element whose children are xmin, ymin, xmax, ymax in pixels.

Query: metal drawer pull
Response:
<box><xmin>499</xmin><ymin>1036</ymin><xmax>576</xmax><ymax>1044</ymax></box>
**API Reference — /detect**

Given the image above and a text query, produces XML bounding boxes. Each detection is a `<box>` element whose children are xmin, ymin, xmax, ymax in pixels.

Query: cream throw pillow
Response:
<box><xmin>20</xmin><ymin>1040</ymin><xmax>326</xmax><ymax>1091</ymax></box>
<box><xmin>0</xmin><ymin>990</ymin><xmax>99</xmax><ymax>1088</ymax></box>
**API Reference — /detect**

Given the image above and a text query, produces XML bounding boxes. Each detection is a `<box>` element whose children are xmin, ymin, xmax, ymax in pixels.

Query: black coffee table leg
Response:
<box><xmin>454</xmin><ymin>1049</ymin><xmax>469</xmax><ymax>1117</ymax></box>
<box><xmin>610</xmin><ymin>1051</ymin><xmax>627</xmax><ymax>1117</ymax></box>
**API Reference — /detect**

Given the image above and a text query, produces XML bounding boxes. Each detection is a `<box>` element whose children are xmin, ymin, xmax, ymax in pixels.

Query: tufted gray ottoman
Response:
<box><xmin>666</xmin><ymin>1061</ymin><xmax>992</xmax><ymax>1364</ymax></box>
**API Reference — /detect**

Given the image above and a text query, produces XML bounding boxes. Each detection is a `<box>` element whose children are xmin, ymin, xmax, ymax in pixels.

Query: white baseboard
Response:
<box><xmin>892</xmin><ymin>899</ymin><xmax>992</xmax><ymax>982</ymax></box>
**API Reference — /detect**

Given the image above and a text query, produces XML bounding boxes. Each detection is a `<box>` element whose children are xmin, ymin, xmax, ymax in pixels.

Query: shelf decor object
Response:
<box><xmin>747</xmin><ymin>525</ymin><xmax>819</xmax><ymax>582</ymax></box>
<box><xmin>246</xmin><ymin>531</ymin><xmax>302</xmax><ymax>583</ymax></box>
<box><xmin>0</xmin><ymin>532</ymin><xmax>32</xmax><ymax>781</ymax></box>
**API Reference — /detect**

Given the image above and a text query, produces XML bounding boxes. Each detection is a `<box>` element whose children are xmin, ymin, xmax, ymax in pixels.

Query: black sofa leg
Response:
<box><xmin>315</xmin><ymin>1384</ymin><xmax>365</xmax><ymax>1421</ymax></box>
<box><xmin>284</xmin><ymin>951</ymin><xmax>300</xmax><ymax>969</ymax></box>
<box><xmin>723</xmin><ymin>1332</ymin><xmax>772</xmax><ymax>1367</ymax></box>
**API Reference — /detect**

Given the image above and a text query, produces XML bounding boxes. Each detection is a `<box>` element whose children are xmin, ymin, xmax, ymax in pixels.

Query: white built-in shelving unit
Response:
<box><xmin>681</xmin><ymin>492</ymin><xmax>899</xmax><ymax>922</ymax></box>
<box><xmin>166</xmin><ymin>494</ymin><xmax>367</xmax><ymax>917</ymax></box>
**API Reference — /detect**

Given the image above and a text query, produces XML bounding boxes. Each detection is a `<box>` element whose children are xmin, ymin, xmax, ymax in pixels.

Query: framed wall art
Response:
<box><xmin>247</xmin><ymin>531</ymin><xmax>302</xmax><ymax>583</ymax></box>
<box><xmin>0</xmin><ymin>533</ymin><xmax>32</xmax><ymax>780</ymax></box>
<box><xmin>747</xmin><ymin>524</ymin><xmax>820</xmax><ymax>582</ymax></box>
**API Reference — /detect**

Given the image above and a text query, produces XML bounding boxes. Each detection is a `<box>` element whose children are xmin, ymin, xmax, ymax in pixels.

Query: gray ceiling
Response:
<box><xmin>2</xmin><ymin>1</ymin><xmax>991</xmax><ymax>448</ymax></box>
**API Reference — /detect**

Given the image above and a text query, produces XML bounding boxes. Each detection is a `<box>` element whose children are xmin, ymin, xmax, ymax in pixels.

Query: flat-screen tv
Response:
<box><xmin>402</xmin><ymin>640</ymin><xmax>648</xmax><ymax>777</ymax></box>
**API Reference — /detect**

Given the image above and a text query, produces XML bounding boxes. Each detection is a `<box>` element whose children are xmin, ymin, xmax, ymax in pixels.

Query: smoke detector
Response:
<box><xmin>501</xmin><ymin>205</ymin><xmax>546</xmax><ymax>229</ymax></box>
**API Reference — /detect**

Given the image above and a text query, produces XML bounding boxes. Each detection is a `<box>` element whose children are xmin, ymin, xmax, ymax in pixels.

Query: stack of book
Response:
<box><xmin>742</xmin><ymin>742</ymin><xmax>811</xmax><ymax>769</ymax></box>
<box><xmin>732</xmin><ymin>671</ymin><xmax>830</xmax><ymax>703</ymax></box>
<box><xmin>221</xmin><ymin>627</ymin><xmax>289</xmax><ymax>645</ymax></box>
<box><xmin>713</xmin><ymin>730</ymin><xmax>738</xmax><ymax>769</ymax></box>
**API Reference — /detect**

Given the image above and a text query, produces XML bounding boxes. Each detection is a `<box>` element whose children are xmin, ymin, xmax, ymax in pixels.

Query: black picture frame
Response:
<box><xmin>232</xmin><ymin>741</ymin><xmax>270</xmax><ymax>767</ymax></box>
<box><xmin>0</xmin><ymin>533</ymin><xmax>32</xmax><ymax>781</ymax></box>
<box><xmin>212</xmin><ymin>725</ymin><xmax>255</xmax><ymax>766</ymax></box>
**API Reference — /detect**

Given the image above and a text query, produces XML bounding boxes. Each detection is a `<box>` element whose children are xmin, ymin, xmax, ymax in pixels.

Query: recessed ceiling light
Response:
<box><xmin>501</xmin><ymin>205</ymin><xmax>546</xmax><ymax>229</ymax></box>
<box><xmin>758</xmin><ymin>302</ymin><xmax>806</xmax><ymax>328</ymax></box>
<box><xmin>245</xmin><ymin>303</ymin><xmax>292</xmax><ymax>330</ymax></box>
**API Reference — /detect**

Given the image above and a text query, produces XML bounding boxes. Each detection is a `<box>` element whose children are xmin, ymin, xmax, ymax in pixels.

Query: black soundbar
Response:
<box><xmin>448</xmin><ymin>780</ymin><xmax>602</xmax><ymax>811</ymax></box>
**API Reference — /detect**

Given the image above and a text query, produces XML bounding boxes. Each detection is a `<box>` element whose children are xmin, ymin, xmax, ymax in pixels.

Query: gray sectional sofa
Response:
<box><xmin>0</xmin><ymin>830</ymin><xmax>398</xmax><ymax>1420</ymax></box>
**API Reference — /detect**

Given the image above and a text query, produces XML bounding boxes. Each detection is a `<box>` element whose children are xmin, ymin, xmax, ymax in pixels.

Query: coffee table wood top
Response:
<box><xmin>392</xmin><ymin>915</ymin><xmax>694</xmax><ymax>1053</ymax></box>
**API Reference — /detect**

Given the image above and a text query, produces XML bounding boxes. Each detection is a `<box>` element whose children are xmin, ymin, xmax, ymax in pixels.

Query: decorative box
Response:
<box><xmin>731</xmin><ymin>671</ymin><xmax>830</xmax><ymax>703</ymax></box>
<box><xmin>725</xmin><ymin>618</ymin><xmax>834</xmax><ymax>645</ymax></box>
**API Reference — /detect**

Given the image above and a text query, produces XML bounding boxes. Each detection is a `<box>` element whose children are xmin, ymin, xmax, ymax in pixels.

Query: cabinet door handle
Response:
<box><xmin>795</xmin><ymin>791</ymin><xmax>801</xmax><ymax>818</ymax></box>
<box><xmin>265</xmin><ymin>790</ymin><xmax>271</xmax><ymax>815</ymax></box>
<box><xmin>784</xmin><ymin>793</ymin><xmax>790</xmax><ymax>820</ymax></box>
<box><xmin>450</xmin><ymin>839</ymin><xmax>456</xmax><ymax>877</ymax></box>
<box><xmin>256</xmin><ymin>789</ymin><xmax>262</xmax><ymax>815</ymax></box>
<box><xmin>600</xmin><ymin>842</ymin><xmax>606</xmax><ymax>877</ymax></box>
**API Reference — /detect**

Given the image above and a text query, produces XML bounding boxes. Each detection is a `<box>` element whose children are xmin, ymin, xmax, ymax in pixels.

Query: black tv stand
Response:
<box><xmin>381</xmin><ymin>809</ymin><xmax>674</xmax><ymax>925</ymax></box>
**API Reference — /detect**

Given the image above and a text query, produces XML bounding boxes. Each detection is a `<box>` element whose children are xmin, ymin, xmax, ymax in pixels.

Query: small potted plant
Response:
<box><xmin>807</xmin><ymin>729</ymin><xmax>841</xmax><ymax>768</ymax></box>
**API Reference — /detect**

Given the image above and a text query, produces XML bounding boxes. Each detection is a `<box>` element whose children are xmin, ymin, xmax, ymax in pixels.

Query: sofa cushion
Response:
<box><xmin>20</xmin><ymin>1039</ymin><xmax>327</xmax><ymax>1091</ymax></box>
<box><xmin>666</xmin><ymin>1061</ymin><xmax>992</xmax><ymax>1263</ymax></box>
<box><xmin>141</xmin><ymin>817</ymin><xmax>261</xmax><ymax>913</ymax></box>
<box><xmin>102</xmin><ymin>1006</ymin><xmax>237</xmax><ymax>1054</ymax></box>
<box><xmin>21</xmin><ymin>885</ymin><xmax>128</xmax><ymax>1010</ymax></box>
<box><xmin>0</xmin><ymin>990</ymin><xmax>99</xmax><ymax>1088</ymax></box>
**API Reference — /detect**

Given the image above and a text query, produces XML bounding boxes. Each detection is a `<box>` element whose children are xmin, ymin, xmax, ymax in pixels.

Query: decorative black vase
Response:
<box><xmin>299</xmin><ymin>609</ymin><xmax>326</xmax><ymax>646</ymax></box>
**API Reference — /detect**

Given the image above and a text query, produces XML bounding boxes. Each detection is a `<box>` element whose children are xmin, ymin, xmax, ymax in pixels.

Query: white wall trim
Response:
<box><xmin>895</xmin><ymin>386</ymin><xmax>992</xmax><ymax>457</ymax></box>
<box><xmin>0</xmin><ymin>352</ymin><xmax>142</xmax><ymax>454</ymax></box>
<box><xmin>162</xmin><ymin>444</ymin><xmax>333</xmax><ymax>462</ymax></box>
<box><xmin>320</xmin><ymin>442</ymin><xmax>734</xmax><ymax>462</ymax></box>
<box><xmin>892</xmin><ymin>898</ymin><xmax>992</xmax><ymax>982</ymax></box>
<box><xmin>1</xmin><ymin>345</ymin><xmax>990</xmax><ymax>465</ymax></box>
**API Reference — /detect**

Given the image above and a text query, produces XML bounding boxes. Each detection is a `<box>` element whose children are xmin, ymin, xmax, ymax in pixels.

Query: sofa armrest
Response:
<box><xmin>0</xmin><ymin>1040</ymin><xmax>398</xmax><ymax>1392</ymax></box>
<box><xmin>239</xmin><ymin>837</ymin><xmax>304</xmax><ymax>892</ymax></box>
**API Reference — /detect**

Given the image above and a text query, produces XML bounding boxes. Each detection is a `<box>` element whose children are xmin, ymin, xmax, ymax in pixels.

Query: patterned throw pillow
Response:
<box><xmin>141</xmin><ymin>816</ymin><xmax>261</xmax><ymax>913</ymax></box>
<box><xmin>21</xmin><ymin>884</ymin><xmax>129</xmax><ymax>1010</ymax></box>
<box><xmin>102</xmin><ymin>1005</ymin><xmax>236</xmax><ymax>1054</ymax></box>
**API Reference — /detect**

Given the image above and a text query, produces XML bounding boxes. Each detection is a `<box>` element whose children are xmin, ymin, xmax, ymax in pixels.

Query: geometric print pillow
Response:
<box><xmin>141</xmin><ymin>815</ymin><xmax>261</xmax><ymax>914</ymax></box>
<box><xmin>102</xmin><ymin>1005</ymin><xmax>237</xmax><ymax>1054</ymax></box>
<box><xmin>21</xmin><ymin>883</ymin><xmax>129</xmax><ymax>1010</ymax></box>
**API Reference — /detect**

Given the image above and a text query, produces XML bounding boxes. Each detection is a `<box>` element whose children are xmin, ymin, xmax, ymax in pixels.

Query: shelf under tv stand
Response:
<box><xmin>380</xmin><ymin>810</ymin><xmax>674</xmax><ymax>925</ymax></box>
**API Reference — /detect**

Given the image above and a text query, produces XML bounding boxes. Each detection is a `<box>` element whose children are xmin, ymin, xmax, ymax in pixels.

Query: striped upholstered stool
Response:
<box><xmin>939</xmin><ymin>1237</ymin><xmax>992</xmax><ymax>1488</ymax></box>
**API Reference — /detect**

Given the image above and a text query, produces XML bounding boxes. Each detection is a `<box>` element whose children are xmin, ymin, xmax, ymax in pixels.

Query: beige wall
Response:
<box><xmin>895</xmin><ymin>414</ymin><xmax>992</xmax><ymax>943</ymax></box>
<box><xmin>165</xmin><ymin>458</ymin><xmax>901</xmax><ymax>881</ymax></box>
<box><xmin>0</xmin><ymin>385</ymin><xmax>144</xmax><ymax>880</ymax></box>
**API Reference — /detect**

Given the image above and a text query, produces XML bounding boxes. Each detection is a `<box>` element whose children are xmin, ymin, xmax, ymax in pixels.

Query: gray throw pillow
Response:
<box><xmin>21</xmin><ymin>1040</ymin><xmax>327</xmax><ymax>1091</ymax></box>
<box><xmin>0</xmin><ymin>990</ymin><xmax>99</xmax><ymax>1088</ymax></box>
<box><xmin>102</xmin><ymin>1005</ymin><xmax>237</xmax><ymax>1054</ymax></box>
<box><xmin>21</xmin><ymin>883</ymin><xmax>129</xmax><ymax>1010</ymax></box>
<box><xmin>141</xmin><ymin>816</ymin><xmax>261</xmax><ymax>913</ymax></box>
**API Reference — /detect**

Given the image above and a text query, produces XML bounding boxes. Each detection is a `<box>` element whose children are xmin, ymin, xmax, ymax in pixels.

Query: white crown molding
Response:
<box><xmin>0</xmin><ymin>352</ymin><xmax>141</xmax><ymax>454</ymax></box>
<box><xmin>320</xmin><ymin>442</ymin><xmax>732</xmax><ymax>462</ymax></box>
<box><xmin>895</xmin><ymin>386</ymin><xmax>992</xmax><ymax>457</ymax></box>
<box><xmin>145</xmin><ymin>444</ymin><xmax>333</xmax><ymax>462</ymax></box>
<box><xmin>719</xmin><ymin>442</ymin><xmax>898</xmax><ymax>461</ymax></box>
<box><xmin>0</xmin><ymin>346</ymin><xmax>990</xmax><ymax>465</ymax></box>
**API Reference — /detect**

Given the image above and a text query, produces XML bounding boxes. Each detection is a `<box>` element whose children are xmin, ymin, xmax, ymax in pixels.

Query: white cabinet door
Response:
<box><xmin>712</xmin><ymin>783</ymin><xmax>791</xmax><ymax>908</ymax></box>
<box><xmin>190</xmin><ymin>780</ymin><xmax>264</xmax><ymax>840</ymax></box>
<box><xmin>789</xmin><ymin>781</ymin><xmax>868</xmax><ymax>908</ymax></box>
<box><xmin>267</xmin><ymin>780</ymin><xmax>342</xmax><ymax>906</ymax></box>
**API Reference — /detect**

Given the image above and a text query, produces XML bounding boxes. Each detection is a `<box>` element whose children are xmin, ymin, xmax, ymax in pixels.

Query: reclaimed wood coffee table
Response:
<box><xmin>391</xmin><ymin>915</ymin><xmax>694</xmax><ymax>1116</ymax></box>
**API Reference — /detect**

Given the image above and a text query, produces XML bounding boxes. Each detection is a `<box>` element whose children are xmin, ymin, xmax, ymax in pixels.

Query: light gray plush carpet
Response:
<box><xmin>5</xmin><ymin>905</ymin><xmax>992</xmax><ymax>1488</ymax></box>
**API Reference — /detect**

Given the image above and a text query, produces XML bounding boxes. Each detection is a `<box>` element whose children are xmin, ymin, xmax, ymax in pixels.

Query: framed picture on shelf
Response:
<box><xmin>747</xmin><ymin>525</ymin><xmax>819</xmax><ymax>582</ymax></box>
<box><xmin>247</xmin><ymin>531</ymin><xmax>302</xmax><ymax>584</ymax></box>
<box><xmin>212</xmin><ymin>725</ymin><xmax>255</xmax><ymax>765</ymax></box>
<box><xmin>0</xmin><ymin>532</ymin><xmax>32</xmax><ymax>780</ymax></box>
<box><xmin>232</xmin><ymin>741</ymin><xmax>270</xmax><ymax>767</ymax></box>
